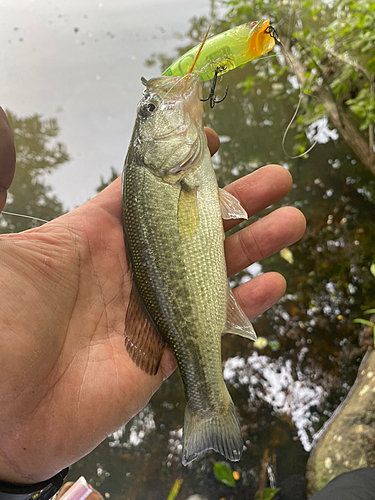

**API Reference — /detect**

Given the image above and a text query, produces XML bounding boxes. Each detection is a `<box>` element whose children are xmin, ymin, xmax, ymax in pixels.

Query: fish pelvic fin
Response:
<box><xmin>218</xmin><ymin>187</ymin><xmax>248</xmax><ymax>220</ymax></box>
<box><xmin>182</xmin><ymin>392</ymin><xmax>243</xmax><ymax>466</ymax></box>
<box><xmin>225</xmin><ymin>284</ymin><xmax>257</xmax><ymax>341</ymax></box>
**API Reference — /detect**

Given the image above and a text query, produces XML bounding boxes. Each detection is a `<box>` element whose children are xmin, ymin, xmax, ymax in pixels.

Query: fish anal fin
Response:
<box><xmin>178</xmin><ymin>181</ymin><xmax>199</xmax><ymax>239</ymax></box>
<box><xmin>225</xmin><ymin>284</ymin><xmax>257</xmax><ymax>341</ymax></box>
<box><xmin>124</xmin><ymin>285</ymin><xmax>166</xmax><ymax>376</ymax></box>
<box><xmin>219</xmin><ymin>187</ymin><xmax>248</xmax><ymax>220</ymax></box>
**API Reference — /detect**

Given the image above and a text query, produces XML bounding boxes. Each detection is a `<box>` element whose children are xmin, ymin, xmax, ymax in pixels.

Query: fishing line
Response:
<box><xmin>258</xmin><ymin>53</ymin><xmax>278</xmax><ymax>62</ymax></box>
<box><xmin>1</xmin><ymin>210</ymin><xmax>49</xmax><ymax>224</ymax></box>
<box><xmin>277</xmin><ymin>37</ymin><xmax>318</xmax><ymax>159</ymax></box>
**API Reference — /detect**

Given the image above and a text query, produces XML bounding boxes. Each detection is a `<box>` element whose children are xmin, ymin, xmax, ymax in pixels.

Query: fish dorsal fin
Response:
<box><xmin>218</xmin><ymin>187</ymin><xmax>248</xmax><ymax>220</ymax></box>
<box><xmin>225</xmin><ymin>284</ymin><xmax>257</xmax><ymax>341</ymax></box>
<box><xmin>124</xmin><ymin>285</ymin><xmax>166</xmax><ymax>375</ymax></box>
<box><xmin>178</xmin><ymin>182</ymin><xmax>199</xmax><ymax>239</ymax></box>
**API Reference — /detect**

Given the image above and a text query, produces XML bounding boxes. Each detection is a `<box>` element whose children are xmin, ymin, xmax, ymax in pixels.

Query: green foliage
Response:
<box><xmin>268</xmin><ymin>340</ymin><xmax>281</xmax><ymax>352</ymax></box>
<box><xmin>166</xmin><ymin>479</ymin><xmax>183</xmax><ymax>500</ymax></box>
<box><xmin>223</xmin><ymin>0</ymin><xmax>375</xmax><ymax>164</ymax></box>
<box><xmin>254</xmin><ymin>488</ymin><xmax>280</xmax><ymax>500</ymax></box>
<box><xmin>213</xmin><ymin>461</ymin><xmax>236</xmax><ymax>487</ymax></box>
<box><xmin>353</xmin><ymin>310</ymin><xmax>375</xmax><ymax>346</ymax></box>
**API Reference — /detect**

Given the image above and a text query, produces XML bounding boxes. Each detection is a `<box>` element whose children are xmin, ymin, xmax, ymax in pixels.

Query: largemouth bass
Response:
<box><xmin>122</xmin><ymin>74</ymin><xmax>256</xmax><ymax>465</ymax></box>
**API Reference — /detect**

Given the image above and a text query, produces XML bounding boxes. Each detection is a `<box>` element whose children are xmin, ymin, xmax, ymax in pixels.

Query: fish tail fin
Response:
<box><xmin>182</xmin><ymin>391</ymin><xmax>243</xmax><ymax>465</ymax></box>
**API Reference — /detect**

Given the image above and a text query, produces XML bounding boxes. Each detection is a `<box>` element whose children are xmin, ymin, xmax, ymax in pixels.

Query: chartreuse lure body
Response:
<box><xmin>162</xmin><ymin>19</ymin><xmax>275</xmax><ymax>81</ymax></box>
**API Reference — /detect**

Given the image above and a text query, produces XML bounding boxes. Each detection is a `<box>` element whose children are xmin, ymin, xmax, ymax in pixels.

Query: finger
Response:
<box><xmin>204</xmin><ymin>127</ymin><xmax>220</xmax><ymax>156</ymax></box>
<box><xmin>223</xmin><ymin>165</ymin><xmax>293</xmax><ymax>232</ymax></box>
<box><xmin>56</xmin><ymin>483</ymin><xmax>74</xmax><ymax>500</ymax></box>
<box><xmin>225</xmin><ymin>206</ymin><xmax>306</xmax><ymax>277</ymax></box>
<box><xmin>233</xmin><ymin>272</ymin><xmax>286</xmax><ymax>319</ymax></box>
<box><xmin>0</xmin><ymin>108</ymin><xmax>16</xmax><ymax>212</ymax></box>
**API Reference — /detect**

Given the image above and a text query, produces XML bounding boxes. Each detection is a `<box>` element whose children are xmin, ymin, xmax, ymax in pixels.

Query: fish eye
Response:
<box><xmin>139</xmin><ymin>100</ymin><xmax>158</xmax><ymax>118</ymax></box>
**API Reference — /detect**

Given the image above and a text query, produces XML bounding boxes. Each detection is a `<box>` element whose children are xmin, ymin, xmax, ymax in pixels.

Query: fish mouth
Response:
<box><xmin>143</xmin><ymin>74</ymin><xmax>201</xmax><ymax>103</ymax></box>
<box><xmin>248</xmin><ymin>19</ymin><xmax>276</xmax><ymax>58</ymax></box>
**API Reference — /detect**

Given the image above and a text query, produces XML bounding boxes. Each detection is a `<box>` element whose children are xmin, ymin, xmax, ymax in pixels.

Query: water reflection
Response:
<box><xmin>109</xmin><ymin>406</ymin><xmax>156</xmax><ymax>449</ymax></box>
<box><xmin>1</xmin><ymin>111</ymin><xmax>66</xmax><ymax>234</ymax></box>
<box><xmin>224</xmin><ymin>353</ymin><xmax>329</xmax><ymax>452</ymax></box>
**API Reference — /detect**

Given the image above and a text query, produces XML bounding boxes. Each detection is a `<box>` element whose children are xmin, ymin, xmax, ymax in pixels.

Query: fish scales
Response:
<box><xmin>125</xmin><ymin>142</ymin><xmax>227</xmax><ymax>404</ymax></box>
<box><xmin>123</xmin><ymin>74</ymin><xmax>251</xmax><ymax>464</ymax></box>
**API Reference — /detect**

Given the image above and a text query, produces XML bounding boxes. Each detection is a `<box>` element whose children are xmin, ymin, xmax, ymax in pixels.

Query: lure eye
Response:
<box><xmin>139</xmin><ymin>100</ymin><xmax>158</xmax><ymax>118</ymax></box>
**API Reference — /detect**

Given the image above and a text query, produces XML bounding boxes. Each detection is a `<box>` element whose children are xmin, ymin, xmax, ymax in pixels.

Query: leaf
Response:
<box><xmin>213</xmin><ymin>462</ymin><xmax>236</xmax><ymax>488</ymax></box>
<box><xmin>353</xmin><ymin>318</ymin><xmax>375</xmax><ymax>327</ymax></box>
<box><xmin>268</xmin><ymin>340</ymin><xmax>281</xmax><ymax>352</ymax></box>
<box><xmin>364</xmin><ymin>309</ymin><xmax>375</xmax><ymax>314</ymax></box>
<box><xmin>254</xmin><ymin>337</ymin><xmax>268</xmax><ymax>350</ymax></box>
<box><xmin>166</xmin><ymin>479</ymin><xmax>183</xmax><ymax>500</ymax></box>
<box><xmin>254</xmin><ymin>487</ymin><xmax>281</xmax><ymax>500</ymax></box>
<box><xmin>367</xmin><ymin>56</ymin><xmax>375</xmax><ymax>73</ymax></box>
<box><xmin>370</xmin><ymin>263</ymin><xmax>375</xmax><ymax>277</ymax></box>
<box><xmin>280</xmin><ymin>248</ymin><xmax>294</xmax><ymax>264</ymax></box>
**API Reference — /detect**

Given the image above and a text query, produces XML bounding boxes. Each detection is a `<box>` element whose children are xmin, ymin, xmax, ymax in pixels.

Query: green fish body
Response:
<box><xmin>122</xmin><ymin>74</ymin><xmax>256</xmax><ymax>465</ymax></box>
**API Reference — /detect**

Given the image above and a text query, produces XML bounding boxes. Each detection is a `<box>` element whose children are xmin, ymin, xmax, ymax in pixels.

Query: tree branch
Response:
<box><xmin>280</xmin><ymin>38</ymin><xmax>375</xmax><ymax>175</ymax></box>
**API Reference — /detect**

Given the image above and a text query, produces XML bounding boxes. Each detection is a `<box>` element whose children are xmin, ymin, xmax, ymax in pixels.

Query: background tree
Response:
<box><xmin>225</xmin><ymin>0</ymin><xmax>375</xmax><ymax>173</ymax></box>
<box><xmin>1</xmin><ymin>111</ymin><xmax>67</xmax><ymax>233</ymax></box>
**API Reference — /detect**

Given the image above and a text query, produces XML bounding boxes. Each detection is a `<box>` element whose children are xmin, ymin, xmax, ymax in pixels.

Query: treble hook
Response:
<box><xmin>265</xmin><ymin>25</ymin><xmax>280</xmax><ymax>42</ymax></box>
<box><xmin>200</xmin><ymin>66</ymin><xmax>228</xmax><ymax>108</ymax></box>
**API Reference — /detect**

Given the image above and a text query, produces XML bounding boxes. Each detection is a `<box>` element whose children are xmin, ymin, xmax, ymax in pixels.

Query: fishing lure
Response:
<box><xmin>162</xmin><ymin>19</ymin><xmax>276</xmax><ymax>82</ymax></box>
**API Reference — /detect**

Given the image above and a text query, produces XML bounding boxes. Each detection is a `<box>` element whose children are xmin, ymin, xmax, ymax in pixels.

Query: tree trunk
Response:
<box><xmin>281</xmin><ymin>39</ymin><xmax>375</xmax><ymax>176</ymax></box>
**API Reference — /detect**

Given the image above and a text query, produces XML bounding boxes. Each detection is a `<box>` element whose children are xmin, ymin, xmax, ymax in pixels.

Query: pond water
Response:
<box><xmin>1</xmin><ymin>1</ymin><xmax>375</xmax><ymax>499</ymax></box>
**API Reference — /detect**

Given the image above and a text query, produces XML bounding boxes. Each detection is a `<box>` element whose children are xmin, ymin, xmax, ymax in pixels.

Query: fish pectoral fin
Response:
<box><xmin>177</xmin><ymin>182</ymin><xmax>199</xmax><ymax>239</ymax></box>
<box><xmin>124</xmin><ymin>285</ymin><xmax>166</xmax><ymax>376</ymax></box>
<box><xmin>224</xmin><ymin>284</ymin><xmax>257</xmax><ymax>341</ymax></box>
<box><xmin>218</xmin><ymin>187</ymin><xmax>248</xmax><ymax>220</ymax></box>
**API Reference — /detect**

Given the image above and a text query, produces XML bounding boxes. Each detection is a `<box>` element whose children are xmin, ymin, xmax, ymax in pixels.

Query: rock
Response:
<box><xmin>306</xmin><ymin>349</ymin><xmax>375</xmax><ymax>496</ymax></box>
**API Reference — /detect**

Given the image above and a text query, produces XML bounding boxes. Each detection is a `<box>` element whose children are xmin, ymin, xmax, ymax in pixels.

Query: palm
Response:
<box><xmin>0</xmin><ymin>178</ymin><xmax>172</xmax><ymax>481</ymax></box>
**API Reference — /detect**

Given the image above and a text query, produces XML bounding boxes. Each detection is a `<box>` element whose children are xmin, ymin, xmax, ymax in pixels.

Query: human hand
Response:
<box><xmin>0</xmin><ymin>110</ymin><xmax>305</xmax><ymax>484</ymax></box>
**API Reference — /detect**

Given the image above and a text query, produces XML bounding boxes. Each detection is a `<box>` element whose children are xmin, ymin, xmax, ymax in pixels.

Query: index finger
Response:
<box><xmin>0</xmin><ymin>108</ymin><xmax>16</xmax><ymax>212</ymax></box>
